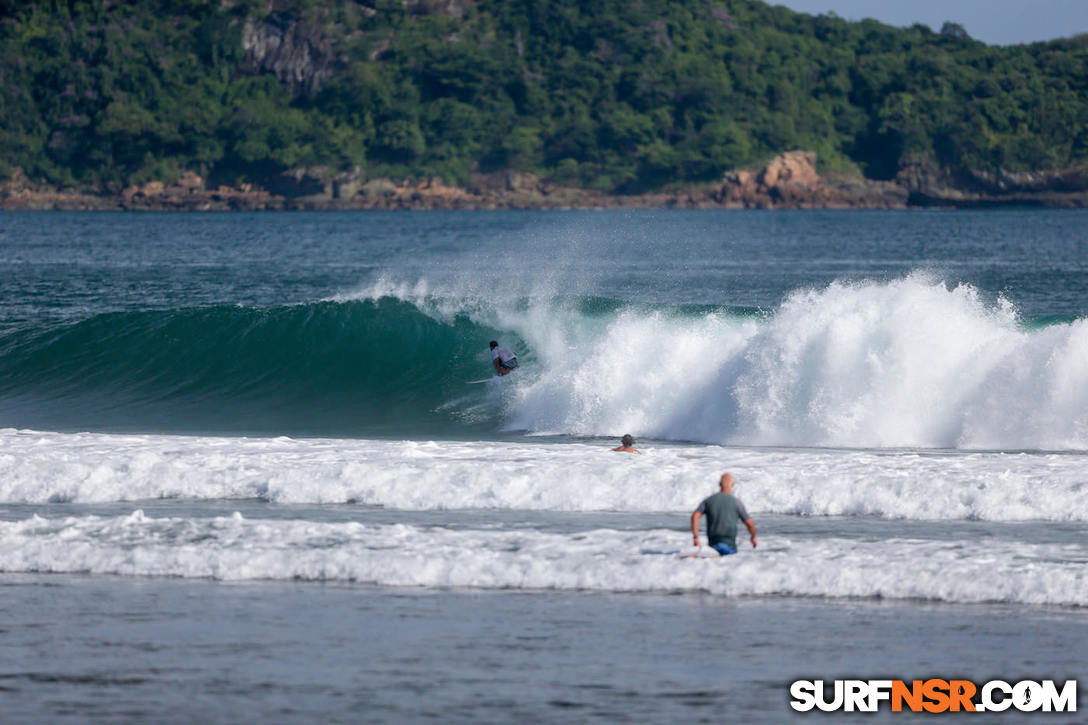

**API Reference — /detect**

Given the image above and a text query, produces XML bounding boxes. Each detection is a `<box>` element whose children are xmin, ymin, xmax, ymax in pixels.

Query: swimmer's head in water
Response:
<box><xmin>621</xmin><ymin>434</ymin><xmax>635</xmax><ymax>447</ymax></box>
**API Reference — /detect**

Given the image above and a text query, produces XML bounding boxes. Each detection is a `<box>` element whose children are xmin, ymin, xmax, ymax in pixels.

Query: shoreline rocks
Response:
<box><xmin>3</xmin><ymin>153</ymin><xmax>1086</xmax><ymax>211</ymax></box>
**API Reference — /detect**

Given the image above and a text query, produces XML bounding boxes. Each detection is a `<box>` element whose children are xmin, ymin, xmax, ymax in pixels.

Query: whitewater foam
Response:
<box><xmin>731</xmin><ymin>279</ymin><xmax>1088</xmax><ymax>450</ymax></box>
<box><xmin>2</xmin><ymin>511</ymin><xmax>1084</xmax><ymax>606</ymax></box>
<box><xmin>4</xmin><ymin>429</ymin><xmax>1088</xmax><ymax>522</ymax></box>
<box><xmin>355</xmin><ymin>274</ymin><xmax>1088</xmax><ymax>450</ymax></box>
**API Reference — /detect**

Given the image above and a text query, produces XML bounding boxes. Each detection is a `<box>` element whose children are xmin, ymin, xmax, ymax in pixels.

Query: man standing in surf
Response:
<box><xmin>691</xmin><ymin>473</ymin><xmax>757</xmax><ymax>556</ymax></box>
<box><xmin>489</xmin><ymin>340</ymin><xmax>519</xmax><ymax>376</ymax></box>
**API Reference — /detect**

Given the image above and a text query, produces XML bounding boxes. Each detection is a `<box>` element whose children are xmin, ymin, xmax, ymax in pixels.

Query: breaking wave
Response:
<box><xmin>2</xmin><ymin>274</ymin><xmax>1087</xmax><ymax>450</ymax></box>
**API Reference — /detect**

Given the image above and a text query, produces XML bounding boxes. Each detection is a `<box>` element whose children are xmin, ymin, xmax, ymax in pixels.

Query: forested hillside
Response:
<box><xmin>1</xmin><ymin>0</ymin><xmax>1085</xmax><ymax>196</ymax></box>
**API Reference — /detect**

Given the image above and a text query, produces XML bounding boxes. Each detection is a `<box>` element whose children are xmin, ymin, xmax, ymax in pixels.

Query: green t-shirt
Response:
<box><xmin>696</xmin><ymin>492</ymin><xmax>750</xmax><ymax>549</ymax></box>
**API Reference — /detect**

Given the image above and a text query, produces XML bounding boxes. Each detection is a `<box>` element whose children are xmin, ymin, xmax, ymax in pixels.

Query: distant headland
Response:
<box><xmin>1</xmin><ymin>1</ymin><xmax>1085</xmax><ymax>210</ymax></box>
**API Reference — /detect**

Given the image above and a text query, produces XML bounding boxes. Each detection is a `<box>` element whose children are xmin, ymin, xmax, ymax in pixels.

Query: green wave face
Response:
<box><xmin>4</xmin><ymin>278</ymin><xmax>1078</xmax><ymax>448</ymax></box>
<box><xmin>0</xmin><ymin>299</ymin><xmax>516</xmax><ymax>436</ymax></box>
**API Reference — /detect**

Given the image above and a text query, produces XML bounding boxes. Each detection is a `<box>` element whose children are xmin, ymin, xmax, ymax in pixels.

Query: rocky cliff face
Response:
<box><xmin>897</xmin><ymin>156</ymin><xmax>1088</xmax><ymax>208</ymax></box>
<box><xmin>240</xmin><ymin>13</ymin><xmax>337</xmax><ymax>97</ymax></box>
<box><xmin>237</xmin><ymin>1</ymin><xmax>471</xmax><ymax>97</ymax></box>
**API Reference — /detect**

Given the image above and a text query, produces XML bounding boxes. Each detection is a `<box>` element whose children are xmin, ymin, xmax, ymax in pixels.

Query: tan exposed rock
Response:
<box><xmin>716</xmin><ymin>150</ymin><xmax>846</xmax><ymax>208</ymax></box>
<box><xmin>714</xmin><ymin>150</ymin><xmax>916</xmax><ymax>208</ymax></box>
<box><xmin>121</xmin><ymin>180</ymin><xmax>165</xmax><ymax>200</ymax></box>
<box><xmin>177</xmin><ymin>171</ymin><xmax>204</xmax><ymax>190</ymax></box>
<box><xmin>505</xmin><ymin>170</ymin><xmax>541</xmax><ymax>192</ymax></box>
<box><xmin>758</xmin><ymin>150</ymin><xmax>822</xmax><ymax>189</ymax></box>
<box><xmin>361</xmin><ymin>178</ymin><xmax>398</xmax><ymax>196</ymax></box>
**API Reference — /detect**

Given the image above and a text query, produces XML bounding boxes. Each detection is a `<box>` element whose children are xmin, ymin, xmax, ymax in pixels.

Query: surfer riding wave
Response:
<box><xmin>490</xmin><ymin>340</ymin><xmax>519</xmax><ymax>376</ymax></box>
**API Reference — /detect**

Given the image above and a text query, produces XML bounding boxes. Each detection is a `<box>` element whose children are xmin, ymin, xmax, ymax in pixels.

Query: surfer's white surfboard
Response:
<box><xmin>467</xmin><ymin>378</ymin><xmax>494</xmax><ymax>385</ymax></box>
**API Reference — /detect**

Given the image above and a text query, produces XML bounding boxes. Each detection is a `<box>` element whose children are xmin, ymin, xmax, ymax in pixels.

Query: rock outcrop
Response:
<box><xmin>0</xmin><ymin>170</ymin><xmax>282</xmax><ymax>211</ymax></box>
<box><xmin>0</xmin><ymin>168</ymin><xmax>107</xmax><ymax>211</ymax></box>
<box><xmin>897</xmin><ymin>156</ymin><xmax>1088</xmax><ymax>208</ymax></box>
<box><xmin>3</xmin><ymin>152</ymin><xmax>1086</xmax><ymax>211</ymax></box>
<box><xmin>714</xmin><ymin>151</ymin><xmax>839</xmax><ymax>208</ymax></box>
<box><xmin>118</xmin><ymin>171</ymin><xmax>282</xmax><ymax>210</ymax></box>
<box><xmin>241</xmin><ymin>14</ymin><xmax>337</xmax><ymax>97</ymax></box>
<box><xmin>710</xmin><ymin>151</ymin><xmax>909</xmax><ymax>208</ymax></box>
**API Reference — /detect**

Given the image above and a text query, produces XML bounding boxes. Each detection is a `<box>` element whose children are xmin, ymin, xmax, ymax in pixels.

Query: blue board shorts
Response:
<box><xmin>710</xmin><ymin>542</ymin><xmax>737</xmax><ymax>556</ymax></box>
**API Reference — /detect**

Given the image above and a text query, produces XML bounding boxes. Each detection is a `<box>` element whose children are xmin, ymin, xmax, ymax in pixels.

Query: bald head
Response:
<box><xmin>719</xmin><ymin>473</ymin><xmax>734</xmax><ymax>492</ymax></box>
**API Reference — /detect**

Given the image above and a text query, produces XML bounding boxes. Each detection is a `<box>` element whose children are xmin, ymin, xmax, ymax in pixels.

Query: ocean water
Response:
<box><xmin>1</xmin><ymin>209</ymin><xmax>1086</xmax><ymax>722</ymax></box>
